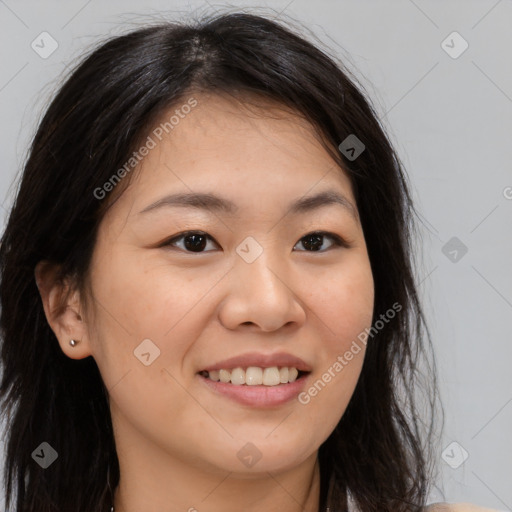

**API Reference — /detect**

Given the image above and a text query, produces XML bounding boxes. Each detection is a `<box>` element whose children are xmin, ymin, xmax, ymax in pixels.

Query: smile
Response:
<box><xmin>197</xmin><ymin>367</ymin><xmax>311</xmax><ymax>407</ymax></box>
<box><xmin>198</xmin><ymin>366</ymin><xmax>307</xmax><ymax>386</ymax></box>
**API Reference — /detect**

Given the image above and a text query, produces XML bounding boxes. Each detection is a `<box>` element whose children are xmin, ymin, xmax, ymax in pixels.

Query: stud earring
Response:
<box><xmin>69</xmin><ymin>339</ymin><xmax>79</xmax><ymax>347</ymax></box>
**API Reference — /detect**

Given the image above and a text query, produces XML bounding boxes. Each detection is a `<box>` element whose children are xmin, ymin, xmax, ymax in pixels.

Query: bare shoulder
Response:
<box><xmin>425</xmin><ymin>503</ymin><xmax>501</xmax><ymax>512</ymax></box>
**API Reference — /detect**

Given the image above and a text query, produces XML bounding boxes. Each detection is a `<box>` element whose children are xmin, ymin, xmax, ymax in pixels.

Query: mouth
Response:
<box><xmin>197</xmin><ymin>366</ymin><xmax>310</xmax><ymax>386</ymax></box>
<box><xmin>196</xmin><ymin>365</ymin><xmax>311</xmax><ymax>407</ymax></box>
<box><xmin>196</xmin><ymin>352</ymin><xmax>312</xmax><ymax>407</ymax></box>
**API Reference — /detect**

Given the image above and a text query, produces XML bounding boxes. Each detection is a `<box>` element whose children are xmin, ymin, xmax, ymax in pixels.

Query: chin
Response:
<box><xmin>215</xmin><ymin>439</ymin><xmax>316</xmax><ymax>476</ymax></box>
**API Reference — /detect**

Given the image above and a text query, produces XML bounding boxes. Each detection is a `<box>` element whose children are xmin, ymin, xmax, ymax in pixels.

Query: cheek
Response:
<box><xmin>89</xmin><ymin>247</ymin><xmax>212</xmax><ymax>356</ymax></box>
<box><xmin>309</xmin><ymin>255</ymin><xmax>374</xmax><ymax>350</ymax></box>
<box><xmin>297</xmin><ymin>256</ymin><xmax>373</xmax><ymax>429</ymax></box>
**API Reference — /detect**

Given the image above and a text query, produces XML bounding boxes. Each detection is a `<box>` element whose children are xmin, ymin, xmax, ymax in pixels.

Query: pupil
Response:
<box><xmin>184</xmin><ymin>234</ymin><xmax>206</xmax><ymax>252</ymax></box>
<box><xmin>182</xmin><ymin>233</ymin><xmax>324</xmax><ymax>252</ymax></box>
<box><xmin>303</xmin><ymin>234</ymin><xmax>322</xmax><ymax>251</ymax></box>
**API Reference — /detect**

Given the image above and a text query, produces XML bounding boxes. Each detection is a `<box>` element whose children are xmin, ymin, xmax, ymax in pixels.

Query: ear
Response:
<box><xmin>34</xmin><ymin>260</ymin><xmax>92</xmax><ymax>360</ymax></box>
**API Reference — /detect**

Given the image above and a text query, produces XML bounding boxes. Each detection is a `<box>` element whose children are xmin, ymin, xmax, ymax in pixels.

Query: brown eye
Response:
<box><xmin>164</xmin><ymin>231</ymin><xmax>218</xmax><ymax>253</ymax></box>
<box><xmin>294</xmin><ymin>231</ymin><xmax>346</xmax><ymax>252</ymax></box>
<box><xmin>163</xmin><ymin>230</ymin><xmax>348</xmax><ymax>254</ymax></box>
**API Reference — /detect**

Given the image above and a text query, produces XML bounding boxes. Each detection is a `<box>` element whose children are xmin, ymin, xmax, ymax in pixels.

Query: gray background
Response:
<box><xmin>0</xmin><ymin>0</ymin><xmax>511</xmax><ymax>510</ymax></box>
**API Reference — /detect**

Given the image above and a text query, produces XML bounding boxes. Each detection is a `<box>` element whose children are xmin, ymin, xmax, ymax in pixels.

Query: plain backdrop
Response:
<box><xmin>0</xmin><ymin>1</ymin><xmax>511</xmax><ymax>510</ymax></box>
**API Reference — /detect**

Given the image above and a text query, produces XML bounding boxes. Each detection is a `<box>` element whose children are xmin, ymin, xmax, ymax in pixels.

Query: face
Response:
<box><xmin>77</xmin><ymin>93</ymin><xmax>374</xmax><ymax>476</ymax></box>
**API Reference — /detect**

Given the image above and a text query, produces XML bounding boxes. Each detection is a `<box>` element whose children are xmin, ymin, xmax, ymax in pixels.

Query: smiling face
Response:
<box><xmin>69</xmin><ymin>92</ymin><xmax>375</xmax><ymax>479</ymax></box>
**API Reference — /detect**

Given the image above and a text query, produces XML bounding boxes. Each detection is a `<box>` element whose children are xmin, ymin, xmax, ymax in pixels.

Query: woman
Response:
<box><xmin>0</xmin><ymin>11</ymin><xmax>495</xmax><ymax>512</ymax></box>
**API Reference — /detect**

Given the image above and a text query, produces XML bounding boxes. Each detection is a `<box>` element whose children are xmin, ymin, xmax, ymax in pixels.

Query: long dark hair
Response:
<box><xmin>0</xmin><ymin>11</ymin><xmax>441</xmax><ymax>512</ymax></box>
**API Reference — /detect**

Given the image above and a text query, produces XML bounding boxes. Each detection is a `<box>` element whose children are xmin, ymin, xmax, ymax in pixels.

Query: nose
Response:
<box><xmin>218</xmin><ymin>249</ymin><xmax>306</xmax><ymax>333</ymax></box>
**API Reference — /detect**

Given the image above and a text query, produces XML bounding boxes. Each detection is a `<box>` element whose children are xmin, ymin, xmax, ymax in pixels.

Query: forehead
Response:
<box><xmin>106</xmin><ymin>92</ymin><xmax>355</xmax><ymax>219</ymax></box>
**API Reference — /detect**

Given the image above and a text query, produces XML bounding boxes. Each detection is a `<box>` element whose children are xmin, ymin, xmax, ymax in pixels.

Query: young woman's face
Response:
<box><xmin>84</xmin><ymin>93</ymin><xmax>374</xmax><ymax>476</ymax></box>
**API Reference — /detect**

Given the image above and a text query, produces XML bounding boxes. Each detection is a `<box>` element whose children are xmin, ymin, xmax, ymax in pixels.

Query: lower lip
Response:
<box><xmin>198</xmin><ymin>373</ymin><xmax>310</xmax><ymax>407</ymax></box>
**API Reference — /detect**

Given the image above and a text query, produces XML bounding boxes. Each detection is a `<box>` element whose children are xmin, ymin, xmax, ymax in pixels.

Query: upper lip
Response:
<box><xmin>199</xmin><ymin>352</ymin><xmax>312</xmax><ymax>372</ymax></box>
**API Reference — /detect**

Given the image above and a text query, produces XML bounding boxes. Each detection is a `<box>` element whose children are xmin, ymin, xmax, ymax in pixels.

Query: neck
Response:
<box><xmin>112</xmin><ymin>451</ymin><xmax>322</xmax><ymax>512</ymax></box>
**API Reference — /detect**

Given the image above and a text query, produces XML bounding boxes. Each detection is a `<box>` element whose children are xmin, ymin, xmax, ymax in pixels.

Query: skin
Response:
<box><xmin>35</xmin><ymin>92</ymin><xmax>486</xmax><ymax>512</ymax></box>
<box><xmin>426</xmin><ymin>505</ymin><xmax>500</xmax><ymax>512</ymax></box>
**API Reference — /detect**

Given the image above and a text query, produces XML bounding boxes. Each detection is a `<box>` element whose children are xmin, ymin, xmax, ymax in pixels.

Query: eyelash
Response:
<box><xmin>161</xmin><ymin>230</ymin><xmax>350</xmax><ymax>254</ymax></box>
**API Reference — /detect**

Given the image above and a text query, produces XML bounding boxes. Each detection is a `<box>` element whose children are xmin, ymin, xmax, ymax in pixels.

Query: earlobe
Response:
<box><xmin>34</xmin><ymin>260</ymin><xmax>92</xmax><ymax>360</ymax></box>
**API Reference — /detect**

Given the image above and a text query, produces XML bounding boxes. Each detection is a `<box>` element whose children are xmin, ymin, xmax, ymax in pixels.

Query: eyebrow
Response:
<box><xmin>138</xmin><ymin>189</ymin><xmax>358</xmax><ymax>220</ymax></box>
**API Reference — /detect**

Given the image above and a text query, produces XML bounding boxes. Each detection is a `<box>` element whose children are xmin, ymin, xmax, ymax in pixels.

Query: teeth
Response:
<box><xmin>202</xmin><ymin>366</ymin><xmax>303</xmax><ymax>386</ymax></box>
<box><xmin>209</xmin><ymin>370</ymin><xmax>220</xmax><ymax>382</ymax></box>
<box><xmin>262</xmin><ymin>367</ymin><xmax>281</xmax><ymax>386</ymax></box>
<box><xmin>246</xmin><ymin>367</ymin><xmax>262</xmax><ymax>385</ymax></box>
<box><xmin>219</xmin><ymin>369</ymin><xmax>231</xmax><ymax>383</ymax></box>
<box><xmin>230</xmin><ymin>367</ymin><xmax>245</xmax><ymax>385</ymax></box>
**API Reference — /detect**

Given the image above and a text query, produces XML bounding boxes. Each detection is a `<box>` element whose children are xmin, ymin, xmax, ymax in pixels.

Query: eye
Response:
<box><xmin>293</xmin><ymin>231</ymin><xmax>347</xmax><ymax>252</ymax></box>
<box><xmin>163</xmin><ymin>231</ymin><xmax>219</xmax><ymax>253</ymax></box>
<box><xmin>162</xmin><ymin>230</ymin><xmax>348</xmax><ymax>254</ymax></box>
